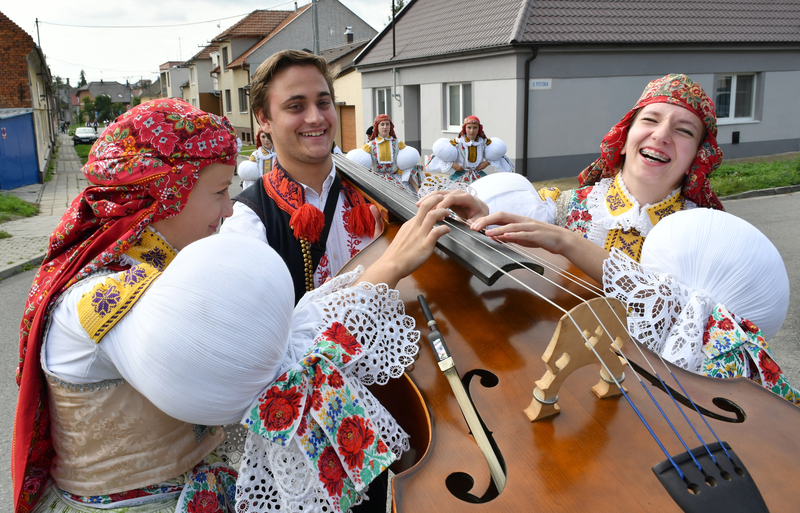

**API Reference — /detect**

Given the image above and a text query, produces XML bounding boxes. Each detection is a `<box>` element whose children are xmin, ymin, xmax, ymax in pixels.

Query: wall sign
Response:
<box><xmin>529</xmin><ymin>78</ymin><xmax>553</xmax><ymax>90</ymax></box>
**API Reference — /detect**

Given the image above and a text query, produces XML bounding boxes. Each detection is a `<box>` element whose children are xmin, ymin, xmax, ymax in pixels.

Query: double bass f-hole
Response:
<box><xmin>418</xmin><ymin>295</ymin><xmax>508</xmax><ymax>504</ymax></box>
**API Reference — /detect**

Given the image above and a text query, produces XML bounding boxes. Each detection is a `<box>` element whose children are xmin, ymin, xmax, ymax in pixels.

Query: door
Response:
<box><xmin>340</xmin><ymin>105</ymin><xmax>357</xmax><ymax>152</ymax></box>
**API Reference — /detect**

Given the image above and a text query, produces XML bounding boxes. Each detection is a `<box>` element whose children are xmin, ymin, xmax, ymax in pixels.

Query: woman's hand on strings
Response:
<box><xmin>359</xmin><ymin>194</ymin><xmax>451</xmax><ymax>288</ymax></box>
<box><xmin>418</xmin><ymin>190</ymin><xmax>489</xmax><ymax>223</ymax></box>
<box><xmin>471</xmin><ymin>211</ymin><xmax>609</xmax><ymax>283</ymax></box>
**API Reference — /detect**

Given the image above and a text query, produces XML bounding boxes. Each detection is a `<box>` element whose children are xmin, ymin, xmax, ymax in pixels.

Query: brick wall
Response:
<box><xmin>0</xmin><ymin>11</ymin><xmax>35</xmax><ymax>109</ymax></box>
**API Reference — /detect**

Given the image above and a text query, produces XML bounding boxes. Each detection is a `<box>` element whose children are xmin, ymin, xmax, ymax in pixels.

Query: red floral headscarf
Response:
<box><xmin>12</xmin><ymin>98</ymin><xmax>238</xmax><ymax>512</ymax></box>
<box><xmin>458</xmin><ymin>115</ymin><xmax>487</xmax><ymax>140</ymax></box>
<box><xmin>369</xmin><ymin>114</ymin><xmax>396</xmax><ymax>140</ymax></box>
<box><xmin>578</xmin><ymin>74</ymin><xmax>724</xmax><ymax>210</ymax></box>
<box><xmin>256</xmin><ymin>127</ymin><xmax>272</xmax><ymax>150</ymax></box>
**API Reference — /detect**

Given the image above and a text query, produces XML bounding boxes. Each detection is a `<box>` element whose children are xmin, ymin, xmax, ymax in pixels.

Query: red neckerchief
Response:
<box><xmin>262</xmin><ymin>160</ymin><xmax>374</xmax><ymax>243</ymax></box>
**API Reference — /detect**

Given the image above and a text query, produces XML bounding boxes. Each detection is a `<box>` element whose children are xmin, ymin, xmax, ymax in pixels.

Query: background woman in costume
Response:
<box><xmin>426</xmin><ymin>115</ymin><xmax>514</xmax><ymax>184</ymax></box>
<box><xmin>433</xmin><ymin>74</ymin><xmax>724</xmax><ymax>282</ymax></box>
<box><xmin>13</xmin><ymin>98</ymin><xmax>241</xmax><ymax>513</ymax></box>
<box><xmin>604</xmin><ymin>208</ymin><xmax>799</xmax><ymax>404</ymax></box>
<box><xmin>251</xmin><ymin>128</ymin><xmax>276</xmax><ymax>175</ymax></box>
<box><xmin>346</xmin><ymin>114</ymin><xmax>421</xmax><ymax>191</ymax></box>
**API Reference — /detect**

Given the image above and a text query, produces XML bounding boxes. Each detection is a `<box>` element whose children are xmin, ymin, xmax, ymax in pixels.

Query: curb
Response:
<box><xmin>719</xmin><ymin>185</ymin><xmax>800</xmax><ymax>201</ymax></box>
<box><xmin>0</xmin><ymin>253</ymin><xmax>45</xmax><ymax>281</ymax></box>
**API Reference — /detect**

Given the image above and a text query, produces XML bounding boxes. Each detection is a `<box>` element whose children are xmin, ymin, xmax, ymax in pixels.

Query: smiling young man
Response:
<box><xmin>221</xmin><ymin>50</ymin><xmax>377</xmax><ymax>305</ymax></box>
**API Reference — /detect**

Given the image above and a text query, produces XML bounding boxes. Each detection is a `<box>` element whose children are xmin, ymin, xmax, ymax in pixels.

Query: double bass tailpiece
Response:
<box><xmin>525</xmin><ymin>297</ymin><xmax>629</xmax><ymax>422</ymax></box>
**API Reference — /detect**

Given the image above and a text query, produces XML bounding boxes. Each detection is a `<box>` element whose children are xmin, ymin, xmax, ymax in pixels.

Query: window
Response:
<box><xmin>716</xmin><ymin>74</ymin><xmax>756</xmax><ymax>122</ymax></box>
<box><xmin>446</xmin><ymin>83</ymin><xmax>472</xmax><ymax>130</ymax></box>
<box><xmin>225</xmin><ymin>89</ymin><xmax>232</xmax><ymax>113</ymax></box>
<box><xmin>238</xmin><ymin>88</ymin><xmax>248</xmax><ymax>113</ymax></box>
<box><xmin>191</xmin><ymin>98</ymin><xmax>197</xmax><ymax>107</ymax></box>
<box><xmin>376</xmin><ymin>88</ymin><xmax>391</xmax><ymax>117</ymax></box>
<box><xmin>222</xmin><ymin>47</ymin><xmax>229</xmax><ymax>70</ymax></box>
<box><xmin>190</xmin><ymin>68</ymin><xmax>195</xmax><ymax>85</ymax></box>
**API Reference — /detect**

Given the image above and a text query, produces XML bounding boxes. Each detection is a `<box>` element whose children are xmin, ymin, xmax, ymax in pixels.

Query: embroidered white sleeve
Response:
<box><xmin>602</xmin><ymin>248</ymin><xmax>710</xmax><ymax>371</ymax></box>
<box><xmin>236</xmin><ymin>268</ymin><xmax>416</xmax><ymax>511</ymax></box>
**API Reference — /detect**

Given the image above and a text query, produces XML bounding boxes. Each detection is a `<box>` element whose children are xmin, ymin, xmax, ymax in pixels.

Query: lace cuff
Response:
<box><xmin>603</xmin><ymin>248</ymin><xmax>711</xmax><ymax>371</ymax></box>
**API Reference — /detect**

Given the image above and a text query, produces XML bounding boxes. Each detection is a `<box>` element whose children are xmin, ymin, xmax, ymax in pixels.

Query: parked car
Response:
<box><xmin>73</xmin><ymin>127</ymin><xmax>98</xmax><ymax>145</ymax></box>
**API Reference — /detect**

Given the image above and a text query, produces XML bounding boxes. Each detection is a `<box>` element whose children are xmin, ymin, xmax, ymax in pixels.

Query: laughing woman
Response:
<box><xmin>432</xmin><ymin>74</ymin><xmax>724</xmax><ymax>283</ymax></box>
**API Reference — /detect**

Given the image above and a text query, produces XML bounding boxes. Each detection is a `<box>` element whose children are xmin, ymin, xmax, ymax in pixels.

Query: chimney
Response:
<box><xmin>345</xmin><ymin>26</ymin><xmax>353</xmax><ymax>44</ymax></box>
<box><xmin>294</xmin><ymin>2</ymin><xmax>298</xmax><ymax>10</ymax></box>
<box><xmin>66</xmin><ymin>78</ymin><xmax>70</xmax><ymax>86</ymax></box>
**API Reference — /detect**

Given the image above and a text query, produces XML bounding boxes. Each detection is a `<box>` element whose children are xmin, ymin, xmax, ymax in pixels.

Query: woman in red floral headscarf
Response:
<box><xmin>432</xmin><ymin>74</ymin><xmax>724</xmax><ymax>283</ymax></box>
<box><xmin>12</xmin><ymin>98</ymin><xmax>239</xmax><ymax>513</ymax></box>
<box><xmin>346</xmin><ymin>114</ymin><xmax>422</xmax><ymax>191</ymax></box>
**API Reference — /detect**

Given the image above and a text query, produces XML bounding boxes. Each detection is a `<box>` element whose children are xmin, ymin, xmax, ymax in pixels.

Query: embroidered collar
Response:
<box><xmin>585</xmin><ymin>175</ymin><xmax>693</xmax><ymax>239</ymax></box>
<box><xmin>123</xmin><ymin>227</ymin><xmax>178</xmax><ymax>271</ymax></box>
<box><xmin>260</xmin><ymin>147</ymin><xmax>274</xmax><ymax>157</ymax></box>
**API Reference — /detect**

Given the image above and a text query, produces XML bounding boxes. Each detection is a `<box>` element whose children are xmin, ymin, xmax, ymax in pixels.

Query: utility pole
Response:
<box><xmin>392</xmin><ymin>0</ymin><xmax>396</xmax><ymax>58</ymax></box>
<box><xmin>35</xmin><ymin>18</ymin><xmax>41</xmax><ymax>47</ymax></box>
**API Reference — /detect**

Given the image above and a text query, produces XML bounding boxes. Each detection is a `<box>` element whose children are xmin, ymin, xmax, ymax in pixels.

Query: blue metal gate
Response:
<box><xmin>0</xmin><ymin>111</ymin><xmax>40</xmax><ymax>190</ymax></box>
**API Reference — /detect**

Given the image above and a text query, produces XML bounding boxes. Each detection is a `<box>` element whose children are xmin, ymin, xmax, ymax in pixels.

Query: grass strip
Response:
<box><xmin>0</xmin><ymin>194</ymin><xmax>38</xmax><ymax>223</ymax></box>
<box><xmin>74</xmin><ymin>144</ymin><xmax>93</xmax><ymax>165</ymax></box>
<box><xmin>0</xmin><ymin>230</ymin><xmax>11</xmax><ymax>239</ymax></box>
<box><xmin>710</xmin><ymin>156</ymin><xmax>800</xmax><ymax>197</ymax></box>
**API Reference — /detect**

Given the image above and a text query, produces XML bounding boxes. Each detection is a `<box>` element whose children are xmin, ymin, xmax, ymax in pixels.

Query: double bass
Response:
<box><xmin>334</xmin><ymin>155</ymin><xmax>800</xmax><ymax>512</ymax></box>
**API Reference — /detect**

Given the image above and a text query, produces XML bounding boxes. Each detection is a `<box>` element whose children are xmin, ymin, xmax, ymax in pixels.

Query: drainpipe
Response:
<box><xmin>521</xmin><ymin>46</ymin><xmax>538</xmax><ymax>178</ymax></box>
<box><xmin>392</xmin><ymin>68</ymin><xmax>401</xmax><ymax>107</ymax></box>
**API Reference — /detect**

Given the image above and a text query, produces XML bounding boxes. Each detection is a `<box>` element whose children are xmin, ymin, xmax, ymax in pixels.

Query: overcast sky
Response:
<box><xmin>3</xmin><ymin>0</ymin><xmax>389</xmax><ymax>86</ymax></box>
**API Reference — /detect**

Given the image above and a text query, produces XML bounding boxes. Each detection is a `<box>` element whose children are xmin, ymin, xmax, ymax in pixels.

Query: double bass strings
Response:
<box><xmin>497</xmin><ymin>238</ymin><xmax>733</xmax><ymax>467</ymax></box>
<box><xmin>439</xmin><ymin>215</ymin><xmax>729</xmax><ymax>478</ymax></box>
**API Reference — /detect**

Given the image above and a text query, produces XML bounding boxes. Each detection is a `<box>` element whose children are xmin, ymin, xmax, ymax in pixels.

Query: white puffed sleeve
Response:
<box><xmin>346</xmin><ymin>147</ymin><xmax>373</xmax><ymax>168</ymax></box>
<box><xmin>426</xmin><ymin>138</ymin><xmax>457</xmax><ymax>174</ymax></box>
<box><xmin>102</xmin><ymin>233</ymin><xmax>295</xmax><ymax>426</ymax></box>
<box><xmin>470</xmin><ymin>172</ymin><xmax>555</xmax><ymax>223</ymax></box>
<box><xmin>396</xmin><ymin>145</ymin><xmax>420</xmax><ymax>172</ymax></box>
<box><xmin>238</xmin><ymin>160</ymin><xmax>261</xmax><ymax>181</ymax></box>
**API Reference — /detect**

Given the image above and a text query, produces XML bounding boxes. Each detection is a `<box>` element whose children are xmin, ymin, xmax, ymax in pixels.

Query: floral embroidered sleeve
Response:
<box><xmin>603</xmin><ymin>249</ymin><xmax>800</xmax><ymax>406</ymax></box>
<box><xmin>236</xmin><ymin>266</ymin><xmax>417</xmax><ymax>512</ymax></box>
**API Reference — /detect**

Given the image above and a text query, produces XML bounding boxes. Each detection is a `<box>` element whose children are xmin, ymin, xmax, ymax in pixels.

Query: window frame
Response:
<box><xmin>715</xmin><ymin>73</ymin><xmax>757</xmax><ymax>124</ymax></box>
<box><xmin>190</xmin><ymin>67</ymin><xmax>195</xmax><ymax>85</ymax></box>
<box><xmin>224</xmin><ymin>89</ymin><xmax>232</xmax><ymax>113</ymax></box>
<box><xmin>445</xmin><ymin>82</ymin><xmax>472</xmax><ymax>132</ymax></box>
<box><xmin>375</xmin><ymin>87</ymin><xmax>392</xmax><ymax>118</ymax></box>
<box><xmin>222</xmin><ymin>47</ymin><xmax>229</xmax><ymax>71</ymax></box>
<box><xmin>238</xmin><ymin>88</ymin><xmax>248</xmax><ymax>113</ymax></box>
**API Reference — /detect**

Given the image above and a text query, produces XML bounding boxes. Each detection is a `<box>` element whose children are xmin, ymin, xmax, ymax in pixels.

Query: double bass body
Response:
<box><xmin>346</xmin><ymin>222</ymin><xmax>800</xmax><ymax>512</ymax></box>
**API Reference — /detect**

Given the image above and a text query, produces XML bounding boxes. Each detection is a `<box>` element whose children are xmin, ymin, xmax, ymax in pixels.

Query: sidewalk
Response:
<box><xmin>0</xmin><ymin>133</ymin><xmax>88</xmax><ymax>280</ymax></box>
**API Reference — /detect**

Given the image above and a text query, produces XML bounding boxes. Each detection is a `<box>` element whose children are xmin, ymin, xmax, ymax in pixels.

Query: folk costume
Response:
<box><xmin>223</xmin><ymin>160</ymin><xmax>375</xmax><ymax>304</ymax></box>
<box><xmin>470</xmin><ymin>74</ymin><xmax>724</xmax><ymax>262</ymax></box>
<box><xmin>13</xmin><ymin>99</ymin><xmax>240</xmax><ymax>513</ymax></box>
<box><xmin>426</xmin><ymin>116</ymin><xmax>514</xmax><ymax>184</ymax></box>
<box><xmin>81</xmin><ymin>233</ymin><xmax>417</xmax><ymax>513</ymax></box>
<box><xmin>604</xmin><ymin>209</ymin><xmax>800</xmax><ymax>405</ymax></box>
<box><xmin>238</xmin><ymin>160</ymin><xmax>261</xmax><ymax>191</ymax></box>
<box><xmin>250</xmin><ymin>145</ymin><xmax>276</xmax><ymax>177</ymax></box>
<box><xmin>346</xmin><ymin>115</ymin><xmax>421</xmax><ymax>191</ymax></box>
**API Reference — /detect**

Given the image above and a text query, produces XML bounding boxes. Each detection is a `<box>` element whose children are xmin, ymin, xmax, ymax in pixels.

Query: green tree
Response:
<box><xmin>78</xmin><ymin>70</ymin><xmax>87</xmax><ymax>87</ymax></box>
<box><xmin>94</xmin><ymin>94</ymin><xmax>113</xmax><ymax>123</ymax></box>
<box><xmin>82</xmin><ymin>97</ymin><xmax>95</xmax><ymax>123</ymax></box>
<box><xmin>131</xmin><ymin>96</ymin><xmax>141</xmax><ymax>107</ymax></box>
<box><xmin>111</xmin><ymin>102</ymin><xmax>125</xmax><ymax>119</ymax></box>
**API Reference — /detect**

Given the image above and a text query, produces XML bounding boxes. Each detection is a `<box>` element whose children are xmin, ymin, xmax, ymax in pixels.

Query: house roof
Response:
<box><xmin>356</xmin><ymin>0</ymin><xmax>800</xmax><ymax>66</ymax></box>
<box><xmin>321</xmin><ymin>39</ymin><xmax>371</xmax><ymax>73</ymax></box>
<box><xmin>140</xmin><ymin>79</ymin><xmax>162</xmax><ymax>98</ymax></box>
<box><xmin>0</xmin><ymin>108</ymin><xmax>33</xmax><ymax>120</ymax></box>
<box><xmin>186</xmin><ymin>44</ymin><xmax>218</xmax><ymax>64</ymax></box>
<box><xmin>75</xmin><ymin>81</ymin><xmax>133</xmax><ymax>103</ymax></box>
<box><xmin>212</xmin><ymin>9</ymin><xmax>294</xmax><ymax>43</ymax></box>
<box><xmin>227</xmin><ymin>4</ymin><xmax>311</xmax><ymax>69</ymax></box>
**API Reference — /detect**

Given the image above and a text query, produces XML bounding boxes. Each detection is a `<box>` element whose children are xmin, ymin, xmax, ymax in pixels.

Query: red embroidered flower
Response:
<box><xmin>717</xmin><ymin>317</ymin><xmax>736</xmax><ymax>332</ymax></box>
<box><xmin>296</xmin><ymin>399</ymin><xmax>313</xmax><ymax>437</ymax></box>
<box><xmin>741</xmin><ymin>318</ymin><xmax>760</xmax><ymax>335</ymax></box>
<box><xmin>318</xmin><ymin>446</ymin><xmax>346</xmax><ymax>497</ymax></box>
<box><xmin>376</xmin><ymin>439</ymin><xmax>388</xmax><ymax>454</ymax></box>
<box><xmin>187</xmin><ymin>490</ymin><xmax>220</xmax><ymax>513</ymax></box>
<box><xmin>322</xmin><ymin>322</ymin><xmax>361</xmax><ymax>356</ymax></box>
<box><xmin>337</xmin><ymin>416</ymin><xmax>375</xmax><ymax>470</ymax></box>
<box><xmin>311</xmin><ymin>389</ymin><xmax>324</xmax><ymax>411</ymax></box>
<box><xmin>328</xmin><ymin>369</ymin><xmax>345</xmax><ymax>389</ymax></box>
<box><xmin>258</xmin><ymin>386</ymin><xmax>303</xmax><ymax>432</ymax></box>
<box><xmin>109</xmin><ymin>489</ymin><xmax>148</xmax><ymax>501</ymax></box>
<box><xmin>704</xmin><ymin>315</ymin><xmax>717</xmax><ymax>331</ymax></box>
<box><xmin>312</xmin><ymin>364</ymin><xmax>327</xmax><ymax>388</ymax></box>
<box><xmin>341</xmin><ymin>353</ymin><xmax>352</xmax><ymax>365</ymax></box>
<box><xmin>759</xmin><ymin>352</ymin><xmax>782</xmax><ymax>386</ymax></box>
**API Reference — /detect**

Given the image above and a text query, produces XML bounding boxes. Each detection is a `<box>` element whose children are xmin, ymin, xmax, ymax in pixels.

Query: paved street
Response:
<box><xmin>0</xmin><ymin>141</ymin><xmax>798</xmax><ymax>505</ymax></box>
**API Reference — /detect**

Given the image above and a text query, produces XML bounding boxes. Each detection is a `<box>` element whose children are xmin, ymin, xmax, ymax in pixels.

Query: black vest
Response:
<box><xmin>233</xmin><ymin>175</ymin><xmax>341</xmax><ymax>305</ymax></box>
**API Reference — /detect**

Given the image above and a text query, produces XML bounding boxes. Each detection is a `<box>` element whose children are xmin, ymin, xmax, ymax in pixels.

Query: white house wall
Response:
<box><xmin>526</xmin><ymin>45</ymin><xmax>800</xmax><ymax>179</ymax></box>
<box><xmin>359</xmin><ymin>51</ymin><xmax>524</xmax><ymax>168</ymax></box>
